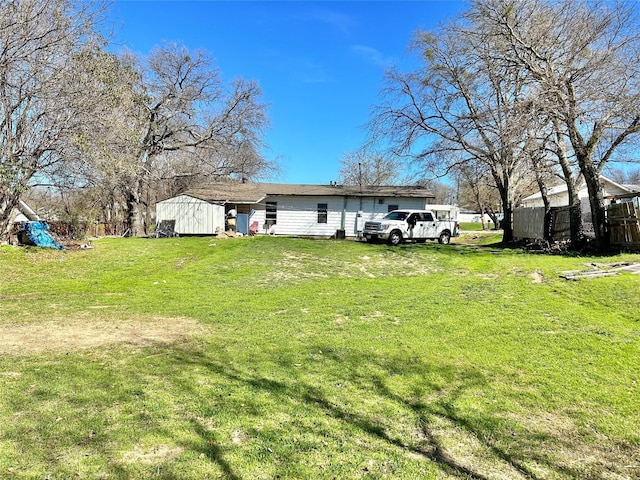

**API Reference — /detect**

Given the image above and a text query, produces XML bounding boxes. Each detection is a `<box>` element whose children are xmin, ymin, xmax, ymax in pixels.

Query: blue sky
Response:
<box><xmin>106</xmin><ymin>1</ymin><xmax>465</xmax><ymax>184</ymax></box>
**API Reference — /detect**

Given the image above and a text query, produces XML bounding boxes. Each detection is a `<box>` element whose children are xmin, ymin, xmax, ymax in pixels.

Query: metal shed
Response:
<box><xmin>155</xmin><ymin>194</ymin><xmax>225</xmax><ymax>235</ymax></box>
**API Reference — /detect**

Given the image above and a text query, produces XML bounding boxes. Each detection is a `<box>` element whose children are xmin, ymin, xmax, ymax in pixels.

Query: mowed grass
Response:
<box><xmin>0</xmin><ymin>234</ymin><xmax>639</xmax><ymax>479</ymax></box>
<box><xmin>458</xmin><ymin>222</ymin><xmax>486</xmax><ymax>231</ymax></box>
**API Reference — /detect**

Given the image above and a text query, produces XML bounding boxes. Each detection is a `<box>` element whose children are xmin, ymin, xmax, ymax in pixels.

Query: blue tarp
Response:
<box><xmin>19</xmin><ymin>222</ymin><xmax>64</xmax><ymax>250</ymax></box>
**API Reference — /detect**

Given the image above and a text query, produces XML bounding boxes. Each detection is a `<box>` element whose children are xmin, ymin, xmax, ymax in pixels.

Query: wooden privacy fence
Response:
<box><xmin>515</xmin><ymin>199</ymin><xmax>640</xmax><ymax>249</ymax></box>
<box><xmin>549</xmin><ymin>207</ymin><xmax>574</xmax><ymax>241</ymax></box>
<box><xmin>608</xmin><ymin>199</ymin><xmax>640</xmax><ymax>248</ymax></box>
<box><xmin>513</xmin><ymin>207</ymin><xmax>545</xmax><ymax>240</ymax></box>
<box><xmin>513</xmin><ymin>206</ymin><xmax>579</xmax><ymax>241</ymax></box>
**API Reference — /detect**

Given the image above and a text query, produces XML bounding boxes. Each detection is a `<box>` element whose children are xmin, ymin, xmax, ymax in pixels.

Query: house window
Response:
<box><xmin>317</xmin><ymin>203</ymin><xmax>328</xmax><ymax>223</ymax></box>
<box><xmin>387</xmin><ymin>204</ymin><xmax>398</xmax><ymax>212</ymax></box>
<box><xmin>266</xmin><ymin>201</ymin><xmax>277</xmax><ymax>226</ymax></box>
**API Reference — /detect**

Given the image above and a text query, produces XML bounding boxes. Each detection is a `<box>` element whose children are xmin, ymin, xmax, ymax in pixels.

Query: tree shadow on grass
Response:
<box><xmin>167</xmin><ymin>345</ymin><xmax>593</xmax><ymax>479</ymax></box>
<box><xmin>4</xmin><ymin>343</ymin><xmax>627</xmax><ymax>479</ymax></box>
<box><xmin>187</xmin><ymin>418</ymin><xmax>242</xmax><ymax>480</ymax></box>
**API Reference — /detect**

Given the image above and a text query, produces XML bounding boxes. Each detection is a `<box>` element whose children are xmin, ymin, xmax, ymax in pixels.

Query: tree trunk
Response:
<box><xmin>579</xmin><ymin>163</ymin><xmax>608</xmax><ymax>250</ymax></box>
<box><xmin>124</xmin><ymin>179</ymin><xmax>147</xmax><ymax>237</ymax></box>
<box><xmin>536</xmin><ymin>179</ymin><xmax>552</xmax><ymax>241</ymax></box>
<box><xmin>0</xmin><ymin>205</ymin><xmax>13</xmax><ymax>240</ymax></box>
<box><xmin>0</xmin><ymin>193</ymin><xmax>19</xmax><ymax>241</ymax></box>
<box><xmin>501</xmin><ymin>201</ymin><xmax>514</xmax><ymax>242</ymax></box>
<box><xmin>491</xmin><ymin>189</ymin><xmax>513</xmax><ymax>242</ymax></box>
<box><xmin>552</xmin><ymin>118</ymin><xmax>582</xmax><ymax>245</ymax></box>
<box><xmin>494</xmin><ymin>174</ymin><xmax>514</xmax><ymax>243</ymax></box>
<box><xmin>479</xmin><ymin>205</ymin><xmax>487</xmax><ymax>230</ymax></box>
<box><xmin>484</xmin><ymin>206</ymin><xmax>499</xmax><ymax>231</ymax></box>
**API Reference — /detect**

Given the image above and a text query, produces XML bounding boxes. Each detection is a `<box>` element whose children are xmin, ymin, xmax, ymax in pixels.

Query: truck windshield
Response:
<box><xmin>383</xmin><ymin>211</ymin><xmax>409</xmax><ymax>221</ymax></box>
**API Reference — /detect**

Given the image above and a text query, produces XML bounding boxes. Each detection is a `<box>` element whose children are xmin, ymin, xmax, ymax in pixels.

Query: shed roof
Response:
<box><xmin>182</xmin><ymin>182</ymin><xmax>435</xmax><ymax>204</ymax></box>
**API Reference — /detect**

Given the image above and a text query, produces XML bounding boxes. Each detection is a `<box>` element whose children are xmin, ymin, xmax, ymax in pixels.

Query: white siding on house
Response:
<box><xmin>251</xmin><ymin>195</ymin><xmax>431</xmax><ymax>237</ymax></box>
<box><xmin>156</xmin><ymin>195</ymin><xmax>225</xmax><ymax>235</ymax></box>
<box><xmin>254</xmin><ymin>196</ymin><xmax>343</xmax><ymax>237</ymax></box>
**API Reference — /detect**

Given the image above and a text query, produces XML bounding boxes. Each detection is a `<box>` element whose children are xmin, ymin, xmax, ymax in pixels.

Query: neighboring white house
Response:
<box><xmin>519</xmin><ymin>175</ymin><xmax>640</xmax><ymax>208</ymax></box>
<box><xmin>518</xmin><ymin>175</ymin><xmax>640</xmax><ymax>238</ymax></box>
<box><xmin>155</xmin><ymin>182</ymin><xmax>439</xmax><ymax>238</ymax></box>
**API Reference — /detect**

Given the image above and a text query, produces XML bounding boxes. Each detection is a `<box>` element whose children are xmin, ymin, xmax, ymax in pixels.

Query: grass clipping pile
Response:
<box><xmin>0</xmin><ymin>316</ymin><xmax>205</xmax><ymax>356</ymax></box>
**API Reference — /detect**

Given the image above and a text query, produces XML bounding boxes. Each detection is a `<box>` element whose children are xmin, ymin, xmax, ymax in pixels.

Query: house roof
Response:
<box><xmin>182</xmin><ymin>182</ymin><xmax>435</xmax><ymax>204</ymax></box>
<box><xmin>521</xmin><ymin>175</ymin><xmax>640</xmax><ymax>203</ymax></box>
<box><xmin>11</xmin><ymin>200</ymin><xmax>40</xmax><ymax>222</ymax></box>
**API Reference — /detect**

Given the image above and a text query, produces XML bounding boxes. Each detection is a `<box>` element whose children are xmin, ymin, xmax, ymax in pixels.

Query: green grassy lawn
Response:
<box><xmin>1</xmin><ymin>235</ymin><xmax>639</xmax><ymax>479</ymax></box>
<box><xmin>458</xmin><ymin>222</ymin><xmax>486</xmax><ymax>231</ymax></box>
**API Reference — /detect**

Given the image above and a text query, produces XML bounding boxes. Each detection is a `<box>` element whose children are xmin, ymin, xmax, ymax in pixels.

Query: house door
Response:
<box><xmin>236</xmin><ymin>214</ymin><xmax>249</xmax><ymax>235</ymax></box>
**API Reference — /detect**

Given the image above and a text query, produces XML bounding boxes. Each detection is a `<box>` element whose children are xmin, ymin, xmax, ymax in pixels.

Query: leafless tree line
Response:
<box><xmin>368</xmin><ymin>0</ymin><xmax>640</xmax><ymax>249</ymax></box>
<box><xmin>0</xmin><ymin>0</ymin><xmax>274</xmax><ymax>238</ymax></box>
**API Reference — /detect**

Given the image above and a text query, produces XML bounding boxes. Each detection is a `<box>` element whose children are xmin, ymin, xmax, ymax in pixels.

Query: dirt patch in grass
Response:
<box><xmin>530</xmin><ymin>270</ymin><xmax>544</xmax><ymax>283</ymax></box>
<box><xmin>0</xmin><ymin>316</ymin><xmax>206</xmax><ymax>355</ymax></box>
<box><xmin>120</xmin><ymin>444</ymin><xmax>184</xmax><ymax>465</ymax></box>
<box><xmin>263</xmin><ymin>251</ymin><xmax>442</xmax><ymax>285</ymax></box>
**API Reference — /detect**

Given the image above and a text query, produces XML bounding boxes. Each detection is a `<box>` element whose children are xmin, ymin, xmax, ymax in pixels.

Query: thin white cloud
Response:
<box><xmin>350</xmin><ymin>45</ymin><xmax>395</xmax><ymax>69</ymax></box>
<box><xmin>264</xmin><ymin>49</ymin><xmax>331</xmax><ymax>84</ymax></box>
<box><xmin>305</xmin><ymin>9</ymin><xmax>356</xmax><ymax>35</ymax></box>
<box><xmin>293</xmin><ymin>58</ymin><xmax>331</xmax><ymax>84</ymax></box>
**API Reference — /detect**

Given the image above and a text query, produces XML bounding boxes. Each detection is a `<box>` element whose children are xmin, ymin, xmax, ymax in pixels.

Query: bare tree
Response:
<box><xmin>606</xmin><ymin>166</ymin><xmax>640</xmax><ymax>186</ymax></box>
<box><xmin>0</xmin><ymin>0</ymin><xmax>105</xmax><ymax>237</ymax></box>
<box><xmin>337</xmin><ymin>150</ymin><xmax>403</xmax><ymax>186</ymax></box>
<box><xmin>418</xmin><ymin>178</ymin><xmax>457</xmax><ymax>205</ymax></box>
<box><xmin>369</xmin><ymin>19</ymin><xmax>537</xmax><ymax>242</ymax></box>
<box><xmin>474</xmin><ymin>0</ymin><xmax>640</xmax><ymax>249</ymax></box>
<box><xmin>454</xmin><ymin>161</ymin><xmax>503</xmax><ymax>229</ymax></box>
<box><xmin>69</xmin><ymin>43</ymin><xmax>272</xmax><ymax>236</ymax></box>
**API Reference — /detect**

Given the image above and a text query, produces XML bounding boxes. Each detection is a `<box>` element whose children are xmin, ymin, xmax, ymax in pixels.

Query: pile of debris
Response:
<box><xmin>15</xmin><ymin>221</ymin><xmax>64</xmax><ymax>250</ymax></box>
<box><xmin>560</xmin><ymin>262</ymin><xmax>640</xmax><ymax>280</ymax></box>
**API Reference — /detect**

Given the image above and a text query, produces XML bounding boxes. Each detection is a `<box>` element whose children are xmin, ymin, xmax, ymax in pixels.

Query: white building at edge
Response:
<box><xmin>519</xmin><ymin>175</ymin><xmax>640</xmax><ymax>209</ymax></box>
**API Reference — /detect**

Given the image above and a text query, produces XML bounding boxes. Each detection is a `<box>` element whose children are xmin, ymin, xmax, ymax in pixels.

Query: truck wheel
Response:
<box><xmin>438</xmin><ymin>231</ymin><xmax>451</xmax><ymax>244</ymax></box>
<box><xmin>388</xmin><ymin>230</ymin><xmax>402</xmax><ymax>246</ymax></box>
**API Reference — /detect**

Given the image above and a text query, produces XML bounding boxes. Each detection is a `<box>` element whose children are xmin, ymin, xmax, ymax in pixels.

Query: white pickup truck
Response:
<box><xmin>362</xmin><ymin>209</ymin><xmax>460</xmax><ymax>246</ymax></box>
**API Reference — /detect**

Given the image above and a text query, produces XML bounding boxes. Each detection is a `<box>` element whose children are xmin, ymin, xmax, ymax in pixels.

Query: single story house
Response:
<box><xmin>519</xmin><ymin>175</ymin><xmax>640</xmax><ymax>208</ymax></box>
<box><xmin>155</xmin><ymin>182</ymin><xmax>439</xmax><ymax>238</ymax></box>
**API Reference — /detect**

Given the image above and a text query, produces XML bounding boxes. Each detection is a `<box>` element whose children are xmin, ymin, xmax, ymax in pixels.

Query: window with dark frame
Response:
<box><xmin>317</xmin><ymin>203</ymin><xmax>328</xmax><ymax>223</ymax></box>
<box><xmin>387</xmin><ymin>204</ymin><xmax>399</xmax><ymax>212</ymax></box>
<box><xmin>266</xmin><ymin>201</ymin><xmax>277</xmax><ymax>226</ymax></box>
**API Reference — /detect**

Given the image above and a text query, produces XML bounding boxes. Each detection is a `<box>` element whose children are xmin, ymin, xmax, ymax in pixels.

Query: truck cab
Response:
<box><xmin>363</xmin><ymin>209</ymin><xmax>459</xmax><ymax>246</ymax></box>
